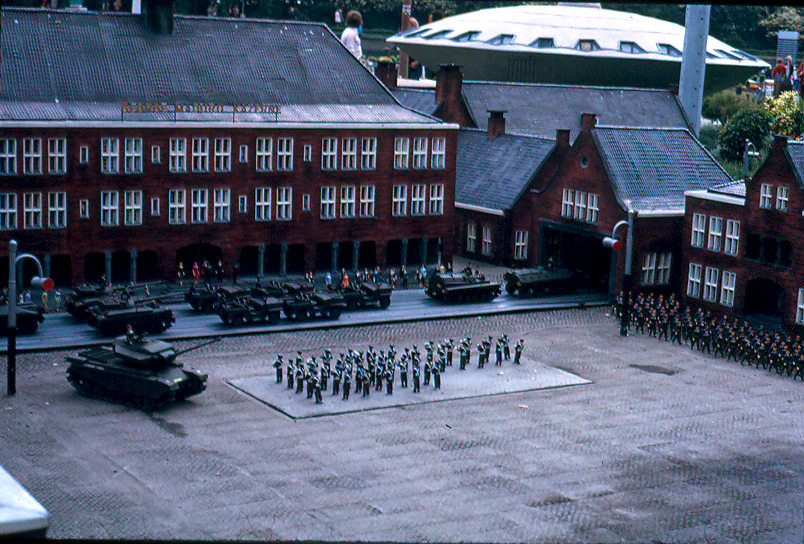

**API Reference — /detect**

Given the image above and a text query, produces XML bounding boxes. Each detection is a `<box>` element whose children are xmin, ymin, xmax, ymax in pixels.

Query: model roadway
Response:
<box><xmin>2</xmin><ymin>287</ymin><xmax>609</xmax><ymax>353</ymax></box>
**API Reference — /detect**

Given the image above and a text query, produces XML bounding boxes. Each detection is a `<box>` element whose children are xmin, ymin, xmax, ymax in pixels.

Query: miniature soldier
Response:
<box><xmin>332</xmin><ymin>355</ymin><xmax>343</xmax><ymax>395</ymax></box>
<box><xmin>311</xmin><ymin>369</ymin><xmax>323</xmax><ymax>404</ymax></box>
<box><xmin>287</xmin><ymin>358</ymin><xmax>295</xmax><ymax>389</ymax></box>
<box><xmin>514</xmin><ymin>339</ymin><xmax>524</xmax><ymax>364</ymax></box>
<box><xmin>273</xmin><ymin>354</ymin><xmax>284</xmax><ymax>383</ymax></box>
<box><xmin>375</xmin><ymin>352</ymin><xmax>385</xmax><ymax>391</ymax></box>
<box><xmin>361</xmin><ymin>366</ymin><xmax>371</xmax><ymax>397</ymax></box>
<box><xmin>432</xmin><ymin>364</ymin><xmax>441</xmax><ymax>390</ymax></box>
<box><xmin>306</xmin><ymin>358</ymin><xmax>317</xmax><ymax>399</ymax></box>
<box><xmin>355</xmin><ymin>361</ymin><xmax>363</xmax><ymax>394</ymax></box>
<box><xmin>477</xmin><ymin>341</ymin><xmax>485</xmax><ymax>369</ymax></box>
<box><xmin>366</xmin><ymin>346</ymin><xmax>376</xmax><ymax>386</ymax></box>
<box><xmin>387</xmin><ymin>344</ymin><xmax>396</xmax><ymax>368</ymax></box>
<box><xmin>501</xmin><ymin>334</ymin><xmax>510</xmax><ymax>360</ymax></box>
<box><xmin>385</xmin><ymin>362</ymin><xmax>394</xmax><ymax>395</ymax></box>
<box><xmin>423</xmin><ymin>354</ymin><xmax>432</xmax><ymax>385</ymax></box>
<box><xmin>295</xmin><ymin>362</ymin><xmax>305</xmax><ymax>395</ymax></box>
<box><xmin>436</xmin><ymin>344</ymin><xmax>446</xmax><ymax>372</ymax></box>
<box><xmin>321</xmin><ymin>356</ymin><xmax>331</xmax><ymax>392</ymax></box>
<box><xmin>412</xmin><ymin>360</ymin><xmax>421</xmax><ymax>393</ymax></box>
<box><xmin>495</xmin><ymin>339</ymin><xmax>503</xmax><ymax>366</ymax></box>
<box><xmin>412</xmin><ymin>345</ymin><xmax>421</xmax><ymax>366</ymax></box>
<box><xmin>399</xmin><ymin>351</ymin><xmax>409</xmax><ymax>388</ymax></box>
<box><xmin>342</xmin><ymin>367</ymin><xmax>351</xmax><ymax>400</ymax></box>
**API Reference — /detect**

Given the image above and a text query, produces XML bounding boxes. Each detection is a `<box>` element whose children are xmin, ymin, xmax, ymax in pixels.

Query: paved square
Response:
<box><xmin>230</xmin><ymin>357</ymin><xmax>590</xmax><ymax>418</ymax></box>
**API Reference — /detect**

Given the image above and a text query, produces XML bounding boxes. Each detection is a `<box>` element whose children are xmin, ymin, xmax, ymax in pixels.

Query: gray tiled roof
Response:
<box><xmin>594</xmin><ymin>126</ymin><xmax>733</xmax><ymax>213</ymax></box>
<box><xmin>708</xmin><ymin>180</ymin><xmax>746</xmax><ymax>198</ymax></box>
<box><xmin>392</xmin><ymin>81</ymin><xmax>690</xmax><ymax>137</ymax></box>
<box><xmin>784</xmin><ymin>140</ymin><xmax>804</xmax><ymax>187</ymax></box>
<box><xmin>1</xmin><ymin>8</ymin><xmax>438</xmax><ymax>125</ymax></box>
<box><xmin>456</xmin><ymin>129</ymin><xmax>555</xmax><ymax>211</ymax></box>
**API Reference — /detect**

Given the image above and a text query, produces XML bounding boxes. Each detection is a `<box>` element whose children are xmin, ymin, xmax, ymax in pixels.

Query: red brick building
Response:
<box><xmin>0</xmin><ymin>5</ymin><xmax>457</xmax><ymax>287</ymax></box>
<box><xmin>682</xmin><ymin>135</ymin><xmax>804</xmax><ymax>331</ymax></box>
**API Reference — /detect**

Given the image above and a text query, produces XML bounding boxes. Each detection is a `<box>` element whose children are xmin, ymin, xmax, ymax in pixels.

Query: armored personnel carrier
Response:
<box><xmin>87</xmin><ymin>302</ymin><xmax>175</xmax><ymax>336</ymax></box>
<box><xmin>0</xmin><ymin>304</ymin><xmax>46</xmax><ymax>335</ymax></box>
<box><xmin>425</xmin><ymin>271</ymin><xmax>501</xmax><ymax>303</ymax></box>
<box><xmin>217</xmin><ymin>295</ymin><xmax>284</xmax><ymax>325</ymax></box>
<box><xmin>339</xmin><ymin>281</ymin><xmax>392</xmax><ymax>310</ymax></box>
<box><xmin>283</xmin><ymin>291</ymin><xmax>346</xmax><ymax>320</ymax></box>
<box><xmin>503</xmin><ymin>267</ymin><xmax>575</xmax><ymax>297</ymax></box>
<box><xmin>66</xmin><ymin>334</ymin><xmax>214</xmax><ymax>411</ymax></box>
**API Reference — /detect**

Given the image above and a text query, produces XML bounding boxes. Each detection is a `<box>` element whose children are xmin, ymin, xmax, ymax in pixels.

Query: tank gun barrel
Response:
<box><xmin>175</xmin><ymin>336</ymin><xmax>222</xmax><ymax>357</ymax></box>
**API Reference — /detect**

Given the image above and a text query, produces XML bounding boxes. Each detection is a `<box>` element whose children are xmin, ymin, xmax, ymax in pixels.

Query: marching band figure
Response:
<box><xmin>273</xmin><ymin>354</ymin><xmax>284</xmax><ymax>383</ymax></box>
<box><xmin>514</xmin><ymin>339</ymin><xmax>524</xmax><ymax>364</ymax></box>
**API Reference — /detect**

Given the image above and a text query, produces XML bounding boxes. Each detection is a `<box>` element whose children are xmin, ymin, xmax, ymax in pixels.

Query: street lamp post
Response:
<box><xmin>604</xmin><ymin>210</ymin><xmax>636</xmax><ymax>336</ymax></box>
<box><xmin>744</xmin><ymin>138</ymin><xmax>759</xmax><ymax>181</ymax></box>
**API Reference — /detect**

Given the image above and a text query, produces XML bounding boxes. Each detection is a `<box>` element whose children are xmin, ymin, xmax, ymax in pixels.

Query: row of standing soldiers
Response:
<box><xmin>613</xmin><ymin>291</ymin><xmax>804</xmax><ymax>380</ymax></box>
<box><xmin>272</xmin><ymin>336</ymin><xmax>525</xmax><ymax>403</ymax></box>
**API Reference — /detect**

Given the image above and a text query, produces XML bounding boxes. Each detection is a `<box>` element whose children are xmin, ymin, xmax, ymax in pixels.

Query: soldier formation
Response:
<box><xmin>614</xmin><ymin>291</ymin><xmax>804</xmax><ymax>380</ymax></box>
<box><xmin>270</xmin><ymin>335</ymin><xmax>525</xmax><ymax>404</ymax></box>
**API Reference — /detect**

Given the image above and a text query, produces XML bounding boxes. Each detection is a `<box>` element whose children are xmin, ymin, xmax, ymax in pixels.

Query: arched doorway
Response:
<box><xmin>744</xmin><ymin>278</ymin><xmax>784</xmax><ymax>318</ymax></box>
<box><xmin>177</xmin><ymin>243</ymin><xmax>222</xmax><ymax>275</ymax></box>
<box><xmin>136</xmin><ymin>250</ymin><xmax>159</xmax><ymax>282</ymax></box>
<box><xmin>84</xmin><ymin>252</ymin><xmax>105</xmax><ymax>285</ymax></box>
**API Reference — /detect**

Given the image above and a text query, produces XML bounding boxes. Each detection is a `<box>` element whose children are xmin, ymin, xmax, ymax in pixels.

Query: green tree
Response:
<box><xmin>762</xmin><ymin>91</ymin><xmax>804</xmax><ymax>137</ymax></box>
<box><xmin>702</xmin><ymin>89</ymin><xmax>754</xmax><ymax>125</ymax></box>
<box><xmin>758</xmin><ymin>6</ymin><xmax>804</xmax><ymax>40</ymax></box>
<box><xmin>717</xmin><ymin>106</ymin><xmax>773</xmax><ymax>162</ymax></box>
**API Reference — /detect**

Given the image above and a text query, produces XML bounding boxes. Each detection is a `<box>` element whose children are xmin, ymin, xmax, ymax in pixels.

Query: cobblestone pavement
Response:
<box><xmin>2</xmin><ymin>307</ymin><xmax>804</xmax><ymax>542</ymax></box>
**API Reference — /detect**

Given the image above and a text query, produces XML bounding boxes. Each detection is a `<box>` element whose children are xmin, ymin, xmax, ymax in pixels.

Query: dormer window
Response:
<box><xmin>487</xmin><ymin>34</ymin><xmax>514</xmax><ymax>45</ymax></box>
<box><xmin>453</xmin><ymin>31</ymin><xmax>480</xmax><ymax>42</ymax></box>
<box><xmin>532</xmin><ymin>37</ymin><xmax>554</xmax><ymax>48</ymax></box>
<box><xmin>576</xmin><ymin>40</ymin><xmax>600</xmax><ymax>52</ymax></box>
<box><xmin>715</xmin><ymin>49</ymin><xmax>742</xmax><ymax>61</ymax></box>
<box><xmin>402</xmin><ymin>28</ymin><xmax>429</xmax><ymax>38</ymax></box>
<box><xmin>619</xmin><ymin>41</ymin><xmax>644</xmax><ymax>54</ymax></box>
<box><xmin>658</xmin><ymin>43</ymin><xmax>682</xmax><ymax>57</ymax></box>
<box><xmin>424</xmin><ymin>30</ymin><xmax>452</xmax><ymax>40</ymax></box>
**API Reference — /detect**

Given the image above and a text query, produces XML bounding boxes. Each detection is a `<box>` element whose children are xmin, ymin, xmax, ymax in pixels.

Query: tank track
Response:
<box><xmin>66</xmin><ymin>370</ymin><xmax>174</xmax><ymax>412</ymax></box>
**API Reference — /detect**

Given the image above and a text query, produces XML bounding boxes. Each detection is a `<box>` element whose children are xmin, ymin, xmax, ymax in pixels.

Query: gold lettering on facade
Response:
<box><xmin>122</xmin><ymin>103</ymin><xmax>279</xmax><ymax>116</ymax></box>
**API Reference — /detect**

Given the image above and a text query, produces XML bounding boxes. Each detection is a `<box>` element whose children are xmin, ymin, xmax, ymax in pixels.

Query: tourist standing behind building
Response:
<box><xmin>340</xmin><ymin>10</ymin><xmax>362</xmax><ymax>59</ymax></box>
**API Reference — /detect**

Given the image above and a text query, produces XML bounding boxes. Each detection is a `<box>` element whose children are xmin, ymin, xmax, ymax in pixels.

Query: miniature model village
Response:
<box><xmin>270</xmin><ymin>336</ymin><xmax>524</xmax><ymax>404</ymax></box>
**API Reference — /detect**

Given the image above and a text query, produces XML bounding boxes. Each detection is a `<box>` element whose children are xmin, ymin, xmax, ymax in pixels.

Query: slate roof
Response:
<box><xmin>1</xmin><ymin>7</ymin><xmax>438</xmax><ymax>125</ymax></box>
<box><xmin>391</xmin><ymin>81</ymin><xmax>691</xmax><ymax>138</ymax></box>
<box><xmin>784</xmin><ymin>139</ymin><xmax>804</xmax><ymax>187</ymax></box>
<box><xmin>593</xmin><ymin>126</ymin><xmax>733</xmax><ymax>213</ymax></box>
<box><xmin>708</xmin><ymin>180</ymin><xmax>746</xmax><ymax>198</ymax></box>
<box><xmin>455</xmin><ymin>129</ymin><xmax>555</xmax><ymax>212</ymax></box>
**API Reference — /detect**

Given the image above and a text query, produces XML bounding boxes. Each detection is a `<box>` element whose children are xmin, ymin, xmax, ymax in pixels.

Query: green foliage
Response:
<box><xmin>758</xmin><ymin>6</ymin><xmax>804</xmax><ymax>40</ymax></box>
<box><xmin>698</xmin><ymin>124</ymin><xmax>721</xmax><ymax>155</ymax></box>
<box><xmin>718</xmin><ymin>158</ymin><xmax>760</xmax><ymax>181</ymax></box>
<box><xmin>762</xmin><ymin>91</ymin><xmax>804</xmax><ymax>137</ymax></box>
<box><xmin>702</xmin><ymin>90</ymin><xmax>753</xmax><ymax>125</ymax></box>
<box><xmin>717</xmin><ymin>106</ymin><xmax>773</xmax><ymax>162</ymax></box>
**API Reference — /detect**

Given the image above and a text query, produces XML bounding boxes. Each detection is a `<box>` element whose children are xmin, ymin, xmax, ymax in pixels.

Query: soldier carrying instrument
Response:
<box><xmin>273</xmin><ymin>354</ymin><xmax>284</xmax><ymax>383</ymax></box>
<box><xmin>514</xmin><ymin>339</ymin><xmax>524</xmax><ymax>364</ymax></box>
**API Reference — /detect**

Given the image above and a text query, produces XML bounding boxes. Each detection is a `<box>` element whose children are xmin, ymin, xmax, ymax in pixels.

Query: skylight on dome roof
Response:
<box><xmin>453</xmin><ymin>31</ymin><xmax>480</xmax><ymax>42</ymax></box>
<box><xmin>576</xmin><ymin>40</ymin><xmax>600</xmax><ymax>52</ymax></box>
<box><xmin>619</xmin><ymin>41</ymin><xmax>645</xmax><ymax>54</ymax></box>
<box><xmin>657</xmin><ymin>43</ymin><xmax>682</xmax><ymax>57</ymax></box>
<box><xmin>487</xmin><ymin>34</ymin><xmax>514</xmax><ymax>45</ymax></box>
<box><xmin>531</xmin><ymin>37</ymin><xmax>554</xmax><ymax>48</ymax></box>
<box><xmin>715</xmin><ymin>49</ymin><xmax>742</xmax><ymax>61</ymax></box>
<box><xmin>424</xmin><ymin>30</ymin><xmax>452</xmax><ymax>40</ymax></box>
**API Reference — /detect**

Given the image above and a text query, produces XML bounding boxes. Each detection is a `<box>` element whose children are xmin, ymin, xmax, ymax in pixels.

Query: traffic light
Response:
<box><xmin>602</xmin><ymin>237</ymin><xmax>621</xmax><ymax>251</ymax></box>
<box><xmin>30</xmin><ymin>276</ymin><xmax>54</xmax><ymax>292</ymax></box>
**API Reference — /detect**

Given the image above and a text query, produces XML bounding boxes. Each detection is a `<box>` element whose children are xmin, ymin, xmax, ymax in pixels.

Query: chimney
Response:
<box><xmin>142</xmin><ymin>0</ymin><xmax>175</xmax><ymax>34</ymax></box>
<box><xmin>374</xmin><ymin>61</ymin><xmax>398</xmax><ymax>90</ymax></box>
<box><xmin>774</xmin><ymin>134</ymin><xmax>788</xmax><ymax>149</ymax></box>
<box><xmin>556</xmin><ymin>129</ymin><xmax>570</xmax><ymax>149</ymax></box>
<box><xmin>581</xmin><ymin>113</ymin><xmax>597</xmax><ymax>132</ymax></box>
<box><xmin>435</xmin><ymin>64</ymin><xmax>463</xmax><ymax>105</ymax></box>
<box><xmin>487</xmin><ymin>110</ymin><xmax>506</xmax><ymax>139</ymax></box>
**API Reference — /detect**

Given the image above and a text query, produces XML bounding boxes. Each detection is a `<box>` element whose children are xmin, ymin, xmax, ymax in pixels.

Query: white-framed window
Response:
<box><xmin>587</xmin><ymin>193</ymin><xmax>599</xmax><ymax>223</ymax></box>
<box><xmin>561</xmin><ymin>188</ymin><xmax>574</xmax><ymax>218</ymax></box>
<box><xmin>276</xmin><ymin>187</ymin><xmax>292</xmax><ymax>220</ymax></box>
<box><xmin>360</xmin><ymin>185</ymin><xmax>375</xmax><ymax>217</ymax></box>
<box><xmin>703</xmin><ymin>266</ymin><xmax>719</xmax><ymax>302</ymax></box>
<box><xmin>322</xmin><ymin>137</ymin><xmax>338</xmax><ymax>170</ymax></box>
<box><xmin>239</xmin><ymin>145</ymin><xmax>248</xmax><ymax>164</ymax></box>
<box><xmin>100</xmin><ymin>137</ymin><xmax>118</xmax><ymax>174</ymax></box>
<box><xmin>0</xmin><ymin>194</ymin><xmax>17</xmax><ymax>230</ymax></box>
<box><xmin>724</xmin><ymin>219</ymin><xmax>740</xmax><ymax>256</ymax></box>
<box><xmin>303</xmin><ymin>145</ymin><xmax>312</xmax><ymax>162</ymax></box>
<box><xmin>641</xmin><ymin>252</ymin><xmax>656</xmax><ymax>285</ymax></box>
<box><xmin>256</xmin><ymin>138</ymin><xmax>273</xmax><ymax>171</ymax></box>
<box><xmin>169</xmin><ymin>138</ymin><xmax>187</xmax><ymax>173</ymax></box>
<box><xmin>394</xmin><ymin>137</ymin><xmax>409</xmax><ymax>169</ymax></box>
<box><xmin>277</xmin><ymin>137</ymin><xmax>293</xmax><ymax>171</ymax></box>
<box><xmin>79</xmin><ymin>145</ymin><xmax>89</xmax><ymax>165</ymax></box>
<box><xmin>430</xmin><ymin>184</ymin><xmax>444</xmax><ymax>215</ymax></box>
<box><xmin>79</xmin><ymin>199</ymin><xmax>89</xmax><ymax>219</ymax></box>
<box><xmin>100</xmin><ymin>190</ymin><xmax>118</xmax><ymax>227</ymax></box>
<box><xmin>340</xmin><ymin>185</ymin><xmax>356</xmax><ymax>218</ymax></box>
<box><xmin>191</xmin><ymin>138</ymin><xmax>209</xmax><ymax>172</ymax></box>
<box><xmin>23</xmin><ymin>192</ymin><xmax>43</xmax><ymax>229</ymax></box>
<box><xmin>191</xmin><ymin>188</ymin><xmax>208</xmax><ymax>223</ymax></box>
<box><xmin>467</xmin><ymin>222</ymin><xmax>477</xmax><ymax>252</ymax></box>
<box><xmin>168</xmin><ymin>189</ymin><xmax>186</xmax><ymax>224</ymax></box>
<box><xmin>574</xmin><ymin>191</ymin><xmax>587</xmax><ymax>221</ymax></box>
<box><xmin>238</xmin><ymin>195</ymin><xmax>247</xmax><ymax>214</ymax></box>
<box><xmin>0</xmin><ymin>139</ymin><xmax>17</xmax><ymax>175</ymax></box>
<box><xmin>759</xmin><ymin>183</ymin><xmax>772</xmax><ymax>209</ymax></box>
<box><xmin>514</xmin><ymin>230</ymin><xmax>528</xmax><ymax>260</ymax></box>
<box><xmin>797</xmin><ymin>289</ymin><xmax>804</xmax><ymax>324</ymax></box>
<box><xmin>361</xmin><ymin>137</ymin><xmax>377</xmax><ymax>170</ymax></box>
<box><xmin>392</xmin><ymin>184</ymin><xmax>407</xmax><ymax>216</ymax></box>
<box><xmin>411</xmin><ymin>184</ymin><xmax>426</xmax><ymax>215</ymax></box>
<box><xmin>481</xmin><ymin>225</ymin><xmax>492</xmax><ymax>256</ymax></box>
<box><xmin>656</xmin><ymin>252</ymin><xmax>672</xmax><ymax>284</ymax></box>
<box><xmin>213</xmin><ymin>188</ymin><xmax>230</xmax><ymax>222</ymax></box>
<box><xmin>320</xmin><ymin>186</ymin><xmax>336</xmax><ymax>219</ymax></box>
<box><xmin>124</xmin><ymin>190</ymin><xmax>143</xmax><ymax>226</ymax></box>
<box><xmin>151</xmin><ymin>145</ymin><xmax>161</xmax><ymax>164</ymax></box>
<box><xmin>342</xmin><ymin>138</ymin><xmax>357</xmax><ymax>170</ymax></box>
<box><xmin>151</xmin><ymin>197</ymin><xmax>160</xmax><ymax>216</ymax></box>
<box><xmin>302</xmin><ymin>193</ymin><xmax>311</xmax><ymax>212</ymax></box>
<box><xmin>687</xmin><ymin>263</ymin><xmax>702</xmax><ymax>298</ymax></box>
<box><xmin>124</xmin><ymin>138</ymin><xmax>143</xmax><ymax>174</ymax></box>
<box><xmin>214</xmin><ymin>138</ymin><xmax>231</xmax><ymax>172</ymax></box>
<box><xmin>255</xmin><ymin>187</ymin><xmax>272</xmax><ymax>221</ymax></box>
<box><xmin>48</xmin><ymin>138</ymin><xmax>67</xmax><ymax>175</ymax></box>
<box><xmin>23</xmin><ymin>138</ymin><xmax>43</xmax><ymax>175</ymax></box>
<box><xmin>720</xmin><ymin>271</ymin><xmax>736</xmax><ymax>307</ymax></box>
<box><xmin>431</xmin><ymin>137</ymin><xmax>446</xmax><ymax>169</ymax></box>
<box><xmin>691</xmin><ymin>213</ymin><xmax>706</xmax><ymax>248</ymax></box>
<box><xmin>412</xmin><ymin>137</ymin><xmax>428</xmax><ymax>169</ymax></box>
<box><xmin>776</xmin><ymin>186</ymin><xmax>789</xmax><ymax>211</ymax></box>
<box><xmin>707</xmin><ymin>216</ymin><xmax>723</xmax><ymax>252</ymax></box>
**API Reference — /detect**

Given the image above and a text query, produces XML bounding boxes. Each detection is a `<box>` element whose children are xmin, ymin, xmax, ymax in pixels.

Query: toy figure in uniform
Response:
<box><xmin>362</xmin><ymin>366</ymin><xmax>371</xmax><ymax>397</ymax></box>
<box><xmin>311</xmin><ymin>369</ymin><xmax>323</xmax><ymax>404</ymax></box>
<box><xmin>295</xmin><ymin>362</ymin><xmax>305</xmax><ymax>394</ymax></box>
<box><xmin>412</xmin><ymin>360</ymin><xmax>421</xmax><ymax>393</ymax></box>
<box><xmin>495</xmin><ymin>339</ymin><xmax>503</xmax><ymax>366</ymax></box>
<box><xmin>514</xmin><ymin>339</ymin><xmax>524</xmax><ymax>364</ymax></box>
<box><xmin>342</xmin><ymin>367</ymin><xmax>351</xmax><ymax>400</ymax></box>
<box><xmin>399</xmin><ymin>350</ymin><xmax>409</xmax><ymax>387</ymax></box>
<box><xmin>375</xmin><ymin>352</ymin><xmax>385</xmax><ymax>391</ymax></box>
<box><xmin>306</xmin><ymin>358</ymin><xmax>317</xmax><ymax>399</ymax></box>
<box><xmin>432</xmin><ymin>364</ymin><xmax>441</xmax><ymax>390</ymax></box>
<box><xmin>477</xmin><ymin>341</ymin><xmax>485</xmax><ymax>368</ymax></box>
<box><xmin>273</xmin><ymin>354</ymin><xmax>284</xmax><ymax>383</ymax></box>
<box><xmin>387</xmin><ymin>344</ymin><xmax>396</xmax><ymax>368</ymax></box>
<box><xmin>287</xmin><ymin>358</ymin><xmax>295</xmax><ymax>389</ymax></box>
<box><xmin>332</xmin><ymin>355</ymin><xmax>343</xmax><ymax>395</ymax></box>
<box><xmin>445</xmin><ymin>338</ymin><xmax>454</xmax><ymax>366</ymax></box>
<box><xmin>385</xmin><ymin>362</ymin><xmax>394</xmax><ymax>395</ymax></box>
<box><xmin>423</xmin><ymin>354</ymin><xmax>432</xmax><ymax>385</ymax></box>
<box><xmin>501</xmin><ymin>335</ymin><xmax>510</xmax><ymax>360</ymax></box>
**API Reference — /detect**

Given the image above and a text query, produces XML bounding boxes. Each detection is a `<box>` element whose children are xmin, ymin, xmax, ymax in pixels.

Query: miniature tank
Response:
<box><xmin>87</xmin><ymin>302</ymin><xmax>175</xmax><ymax>336</ymax></box>
<box><xmin>282</xmin><ymin>291</ymin><xmax>346</xmax><ymax>320</ymax></box>
<box><xmin>339</xmin><ymin>281</ymin><xmax>392</xmax><ymax>310</ymax></box>
<box><xmin>185</xmin><ymin>284</ymin><xmax>250</xmax><ymax>312</ymax></box>
<box><xmin>65</xmin><ymin>334</ymin><xmax>214</xmax><ymax>411</ymax></box>
<box><xmin>217</xmin><ymin>295</ymin><xmax>284</xmax><ymax>325</ymax></box>
<box><xmin>425</xmin><ymin>271</ymin><xmax>501</xmax><ymax>303</ymax></box>
<box><xmin>0</xmin><ymin>304</ymin><xmax>45</xmax><ymax>335</ymax></box>
<box><xmin>503</xmin><ymin>267</ymin><xmax>575</xmax><ymax>297</ymax></box>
